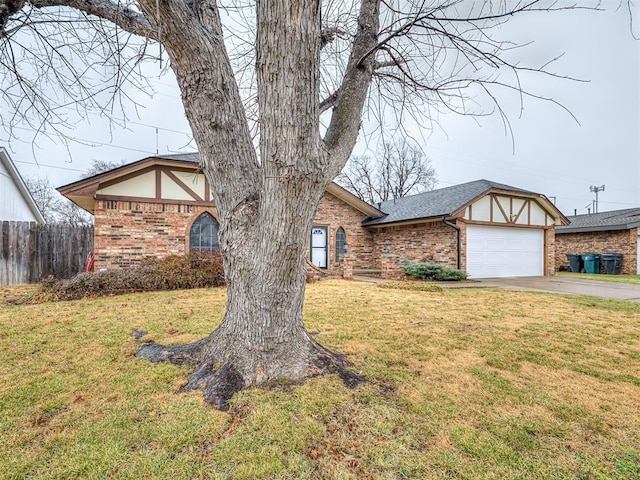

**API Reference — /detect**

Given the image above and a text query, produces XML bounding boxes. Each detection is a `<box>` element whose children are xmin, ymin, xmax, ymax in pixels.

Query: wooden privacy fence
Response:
<box><xmin>1</xmin><ymin>221</ymin><xmax>94</xmax><ymax>285</ymax></box>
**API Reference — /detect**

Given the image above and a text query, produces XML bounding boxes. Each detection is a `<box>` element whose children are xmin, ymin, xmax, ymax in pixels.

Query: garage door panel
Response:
<box><xmin>467</xmin><ymin>225</ymin><xmax>543</xmax><ymax>278</ymax></box>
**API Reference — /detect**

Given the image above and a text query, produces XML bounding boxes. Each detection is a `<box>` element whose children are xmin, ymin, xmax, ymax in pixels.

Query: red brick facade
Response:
<box><xmin>93</xmin><ymin>193</ymin><xmax>376</xmax><ymax>273</ymax></box>
<box><xmin>555</xmin><ymin>229</ymin><xmax>638</xmax><ymax>275</ymax></box>
<box><xmin>90</xmin><ymin>182</ymin><xmax>560</xmax><ymax>278</ymax></box>
<box><xmin>544</xmin><ymin>228</ymin><xmax>557</xmax><ymax>276</ymax></box>
<box><xmin>310</xmin><ymin>192</ymin><xmax>376</xmax><ymax>271</ymax></box>
<box><xmin>94</xmin><ymin>199</ymin><xmax>219</xmax><ymax>270</ymax></box>
<box><xmin>370</xmin><ymin>221</ymin><xmax>459</xmax><ymax>270</ymax></box>
<box><xmin>60</xmin><ymin>158</ymin><xmax>567</xmax><ymax>279</ymax></box>
<box><xmin>94</xmin><ymin>194</ymin><xmax>559</xmax><ymax>277</ymax></box>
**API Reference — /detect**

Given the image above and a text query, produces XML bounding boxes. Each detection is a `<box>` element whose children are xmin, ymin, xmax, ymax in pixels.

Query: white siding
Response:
<box><xmin>0</xmin><ymin>159</ymin><xmax>40</xmax><ymax>222</ymax></box>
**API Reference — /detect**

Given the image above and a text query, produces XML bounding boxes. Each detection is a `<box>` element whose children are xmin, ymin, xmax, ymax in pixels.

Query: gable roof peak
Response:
<box><xmin>364</xmin><ymin>178</ymin><xmax>557</xmax><ymax>227</ymax></box>
<box><xmin>0</xmin><ymin>147</ymin><xmax>46</xmax><ymax>224</ymax></box>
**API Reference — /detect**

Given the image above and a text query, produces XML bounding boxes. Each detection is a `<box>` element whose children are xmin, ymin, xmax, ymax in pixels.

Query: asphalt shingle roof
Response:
<box><xmin>155</xmin><ymin>152</ymin><xmax>200</xmax><ymax>163</ymax></box>
<box><xmin>557</xmin><ymin>208</ymin><xmax>640</xmax><ymax>233</ymax></box>
<box><xmin>362</xmin><ymin>179</ymin><xmax>536</xmax><ymax>226</ymax></box>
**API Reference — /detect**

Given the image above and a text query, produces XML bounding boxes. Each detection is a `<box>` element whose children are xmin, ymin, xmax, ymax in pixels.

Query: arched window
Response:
<box><xmin>189</xmin><ymin>212</ymin><xmax>220</xmax><ymax>252</ymax></box>
<box><xmin>335</xmin><ymin>227</ymin><xmax>347</xmax><ymax>261</ymax></box>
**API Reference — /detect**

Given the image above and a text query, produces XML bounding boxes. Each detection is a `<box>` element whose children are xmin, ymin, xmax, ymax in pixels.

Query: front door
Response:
<box><xmin>310</xmin><ymin>226</ymin><xmax>328</xmax><ymax>269</ymax></box>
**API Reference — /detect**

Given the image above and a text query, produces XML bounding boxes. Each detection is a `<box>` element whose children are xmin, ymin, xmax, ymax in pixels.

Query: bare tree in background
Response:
<box><xmin>0</xmin><ymin>0</ymin><xmax>595</xmax><ymax>408</ymax></box>
<box><xmin>339</xmin><ymin>138</ymin><xmax>437</xmax><ymax>204</ymax></box>
<box><xmin>81</xmin><ymin>158</ymin><xmax>127</xmax><ymax>179</ymax></box>
<box><xmin>24</xmin><ymin>176</ymin><xmax>92</xmax><ymax>225</ymax></box>
<box><xmin>24</xmin><ymin>157</ymin><xmax>126</xmax><ymax>224</ymax></box>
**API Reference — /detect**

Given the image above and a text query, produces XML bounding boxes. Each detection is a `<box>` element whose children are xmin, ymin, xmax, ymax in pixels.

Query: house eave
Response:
<box><xmin>363</xmin><ymin>215</ymin><xmax>454</xmax><ymax>228</ymax></box>
<box><xmin>57</xmin><ymin>156</ymin><xmax>204</xmax><ymax>215</ymax></box>
<box><xmin>57</xmin><ymin>157</ymin><xmax>386</xmax><ymax>219</ymax></box>
<box><xmin>556</xmin><ymin>223</ymin><xmax>640</xmax><ymax>234</ymax></box>
<box><xmin>326</xmin><ymin>183</ymin><xmax>384</xmax><ymax>218</ymax></box>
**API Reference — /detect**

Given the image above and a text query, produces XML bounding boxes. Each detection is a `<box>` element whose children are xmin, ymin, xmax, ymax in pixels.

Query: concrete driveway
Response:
<box><xmin>475</xmin><ymin>276</ymin><xmax>640</xmax><ymax>302</ymax></box>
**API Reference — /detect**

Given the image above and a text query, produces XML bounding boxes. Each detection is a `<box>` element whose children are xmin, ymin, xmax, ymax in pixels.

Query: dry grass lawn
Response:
<box><xmin>1</xmin><ymin>280</ymin><xmax>639</xmax><ymax>479</ymax></box>
<box><xmin>557</xmin><ymin>272</ymin><xmax>640</xmax><ymax>284</ymax></box>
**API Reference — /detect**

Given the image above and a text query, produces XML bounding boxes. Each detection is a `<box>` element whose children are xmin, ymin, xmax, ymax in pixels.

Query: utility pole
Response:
<box><xmin>589</xmin><ymin>185</ymin><xmax>605</xmax><ymax>213</ymax></box>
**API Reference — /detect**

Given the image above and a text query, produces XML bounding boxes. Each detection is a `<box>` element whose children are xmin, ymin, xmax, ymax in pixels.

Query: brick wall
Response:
<box><xmin>94</xmin><ymin>199</ymin><xmax>218</xmax><ymax>270</ymax></box>
<box><xmin>545</xmin><ymin>228</ymin><xmax>557</xmax><ymax>276</ymax></box>
<box><xmin>311</xmin><ymin>192</ymin><xmax>376</xmax><ymax>271</ymax></box>
<box><xmin>94</xmin><ymin>192</ymin><xmax>377</xmax><ymax>272</ymax></box>
<box><xmin>94</xmin><ymin>191</ymin><xmax>564</xmax><ymax>277</ymax></box>
<box><xmin>555</xmin><ymin>228</ymin><xmax>638</xmax><ymax>275</ymax></box>
<box><xmin>371</xmin><ymin>221</ymin><xmax>459</xmax><ymax>270</ymax></box>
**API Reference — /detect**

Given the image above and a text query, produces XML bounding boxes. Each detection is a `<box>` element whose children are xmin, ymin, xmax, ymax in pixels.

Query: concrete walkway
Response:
<box><xmin>472</xmin><ymin>276</ymin><xmax>640</xmax><ymax>302</ymax></box>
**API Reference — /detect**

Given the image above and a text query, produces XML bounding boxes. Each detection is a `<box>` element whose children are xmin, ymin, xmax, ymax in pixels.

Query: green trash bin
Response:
<box><xmin>581</xmin><ymin>254</ymin><xmax>601</xmax><ymax>274</ymax></box>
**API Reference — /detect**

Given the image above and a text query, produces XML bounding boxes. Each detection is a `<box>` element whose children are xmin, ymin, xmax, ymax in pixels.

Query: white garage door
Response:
<box><xmin>466</xmin><ymin>225</ymin><xmax>544</xmax><ymax>278</ymax></box>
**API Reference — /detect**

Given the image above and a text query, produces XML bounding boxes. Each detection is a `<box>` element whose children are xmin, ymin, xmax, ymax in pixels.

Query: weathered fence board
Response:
<box><xmin>0</xmin><ymin>221</ymin><xmax>93</xmax><ymax>285</ymax></box>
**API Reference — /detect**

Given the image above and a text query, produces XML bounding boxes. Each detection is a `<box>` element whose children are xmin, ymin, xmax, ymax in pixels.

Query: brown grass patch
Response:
<box><xmin>1</xmin><ymin>280</ymin><xmax>639</xmax><ymax>479</ymax></box>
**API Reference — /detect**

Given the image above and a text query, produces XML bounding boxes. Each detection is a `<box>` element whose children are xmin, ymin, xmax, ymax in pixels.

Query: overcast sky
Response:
<box><xmin>2</xmin><ymin>2</ymin><xmax>638</xmax><ymax>217</ymax></box>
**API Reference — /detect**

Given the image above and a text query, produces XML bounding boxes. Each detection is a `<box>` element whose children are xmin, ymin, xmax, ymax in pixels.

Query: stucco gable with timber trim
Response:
<box><xmin>59</xmin><ymin>154</ymin><xmax>382</xmax><ymax>219</ymax></box>
<box><xmin>454</xmin><ymin>190</ymin><xmax>562</xmax><ymax>228</ymax></box>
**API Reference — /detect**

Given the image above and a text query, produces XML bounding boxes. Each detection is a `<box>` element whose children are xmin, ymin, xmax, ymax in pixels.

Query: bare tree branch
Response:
<box><xmin>2</xmin><ymin>0</ymin><xmax>154</xmax><ymax>38</ymax></box>
<box><xmin>338</xmin><ymin>136</ymin><xmax>437</xmax><ymax>204</ymax></box>
<box><xmin>323</xmin><ymin>0</ymin><xmax>381</xmax><ymax>173</ymax></box>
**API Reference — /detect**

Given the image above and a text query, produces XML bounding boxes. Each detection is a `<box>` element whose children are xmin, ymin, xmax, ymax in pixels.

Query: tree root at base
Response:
<box><xmin>134</xmin><ymin>334</ymin><xmax>364</xmax><ymax>410</ymax></box>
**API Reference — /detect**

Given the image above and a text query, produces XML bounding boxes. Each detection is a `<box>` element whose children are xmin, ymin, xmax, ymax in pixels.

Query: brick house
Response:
<box><xmin>555</xmin><ymin>209</ymin><xmax>640</xmax><ymax>274</ymax></box>
<box><xmin>58</xmin><ymin>153</ymin><xmax>568</xmax><ymax>279</ymax></box>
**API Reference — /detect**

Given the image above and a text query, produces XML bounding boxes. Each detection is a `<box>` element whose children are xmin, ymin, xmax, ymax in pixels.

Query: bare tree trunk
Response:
<box><xmin>135</xmin><ymin>0</ymin><xmax>361</xmax><ymax>409</ymax></box>
<box><xmin>136</xmin><ymin>195</ymin><xmax>353</xmax><ymax>409</ymax></box>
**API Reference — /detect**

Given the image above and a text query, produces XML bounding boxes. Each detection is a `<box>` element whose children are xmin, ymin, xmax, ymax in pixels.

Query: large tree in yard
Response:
<box><xmin>1</xmin><ymin>0</ymin><xmax>590</xmax><ymax>408</ymax></box>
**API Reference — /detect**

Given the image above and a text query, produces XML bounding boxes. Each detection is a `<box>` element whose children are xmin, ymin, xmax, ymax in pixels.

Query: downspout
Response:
<box><xmin>442</xmin><ymin>216</ymin><xmax>461</xmax><ymax>270</ymax></box>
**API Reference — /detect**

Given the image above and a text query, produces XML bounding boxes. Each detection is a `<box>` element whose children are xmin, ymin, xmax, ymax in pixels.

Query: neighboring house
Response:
<box><xmin>58</xmin><ymin>153</ymin><xmax>567</xmax><ymax>279</ymax></box>
<box><xmin>0</xmin><ymin>147</ymin><xmax>46</xmax><ymax>223</ymax></box>
<box><xmin>361</xmin><ymin>180</ymin><xmax>567</xmax><ymax>278</ymax></box>
<box><xmin>555</xmin><ymin>209</ymin><xmax>640</xmax><ymax>275</ymax></box>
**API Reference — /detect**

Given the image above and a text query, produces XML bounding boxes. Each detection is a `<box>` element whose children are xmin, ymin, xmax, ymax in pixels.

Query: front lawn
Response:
<box><xmin>558</xmin><ymin>272</ymin><xmax>640</xmax><ymax>284</ymax></box>
<box><xmin>1</xmin><ymin>281</ymin><xmax>639</xmax><ymax>479</ymax></box>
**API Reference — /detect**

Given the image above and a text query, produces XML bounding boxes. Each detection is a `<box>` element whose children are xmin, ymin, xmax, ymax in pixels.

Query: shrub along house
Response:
<box><xmin>58</xmin><ymin>153</ymin><xmax>568</xmax><ymax>279</ymax></box>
